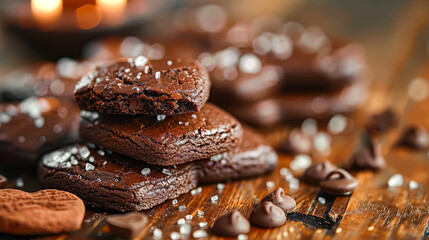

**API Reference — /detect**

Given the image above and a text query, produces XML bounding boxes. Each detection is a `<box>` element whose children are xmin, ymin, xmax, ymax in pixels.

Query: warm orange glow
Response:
<box><xmin>75</xmin><ymin>4</ymin><xmax>102</xmax><ymax>30</ymax></box>
<box><xmin>31</xmin><ymin>0</ymin><xmax>62</xmax><ymax>26</ymax></box>
<box><xmin>96</xmin><ymin>0</ymin><xmax>127</xmax><ymax>25</ymax></box>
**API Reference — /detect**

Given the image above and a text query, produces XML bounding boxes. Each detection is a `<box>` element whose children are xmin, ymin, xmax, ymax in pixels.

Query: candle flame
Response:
<box><xmin>96</xmin><ymin>0</ymin><xmax>127</xmax><ymax>25</ymax></box>
<box><xmin>31</xmin><ymin>0</ymin><xmax>62</xmax><ymax>27</ymax></box>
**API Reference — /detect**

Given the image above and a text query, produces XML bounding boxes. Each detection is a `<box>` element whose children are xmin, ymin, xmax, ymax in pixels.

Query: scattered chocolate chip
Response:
<box><xmin>320</xmin><ymin>169</ymin><xmax>358</xmax><ymax>196</ymax></box>
<box><xmin>261</xmin><ymin>188</ymin><xmax>296</xmax><ymax>213</ymax></box>
<box><xmin>398</xmin><ymin>124</ymin><xmax>428</xmax><ymax>149</ymax></box>
<box><xmin>302</xmin><ymin>162</ymin><xmax>336</xmax><ymax>186</ymax></box>
<box><xmin>211</xmin><ymin>211</ymin><xmax>250</xmax><ymax>237</ymax></box>
<box><xmin>250</xmin><ymin>201</ymin><xmax>286</xmax><ymax>228</ymax></box>
<box><xmin>0</xmin><ymin>175</ymin><xmax>7</xmax><ymax>189</ymax></box>
<box><xmin>106</xmin><ymin>212</ymin><xmax>148</xmax><ymax>239</ymax></box>
<box><xmin>350</xmin><ymin>141</ymin><xmax>385</xmax><ymax>170</ymax></box>
<box><xmin>278</xmin><ymin>128</ymin><xmax>312</xmax><ymax>154</ymax></box>
<box><xmin>366</xmin><ymin>108</ymin><xmax>398</xmax><ymax>134</ymax></box>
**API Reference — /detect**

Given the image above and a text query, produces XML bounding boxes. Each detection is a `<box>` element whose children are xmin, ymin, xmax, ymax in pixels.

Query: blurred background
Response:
<box><xmin>0</xmin><ymin>0</ymin><xmax>428</xmax><ymax>130</ymax></box>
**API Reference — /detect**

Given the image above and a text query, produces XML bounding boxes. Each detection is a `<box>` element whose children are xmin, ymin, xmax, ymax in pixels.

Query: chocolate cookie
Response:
<box><xmin>74</xmin><ymin>57</ymin><xmax>210</xmax><ymax>115</ymax></box>
<box><xmin>0</xmin><ymin>189</ymin><xmax>85</xmax><ymax>235</ymax></box>
<box><xmin>38</xmin><ymin>144</ymin><xmax>199</xmax><ymax>212</ymax></box>
<box><xmin>196</xmin><ymin>126</ymin><xmax>277</xmax><ymax>183</ymax></box>
<box><xmin>0</xmin><ymin>61</ymin><xmax>86</xmax><ymax>102</ymax></box>
<box><xmin>39</xmin><ymin>128</ymin><xmax>276</xmax><ymax>211</ymax></box>
<box><xmin>0</xmin><ymin>97</ymin><xmax>80</xmax><ymax>166</ymax></box>
<box><xmin>79</xmin><ymin>103</ymin><xmax>243</xmax><ymax>166</ymax></box>
<box><xmin>226</xmin><ymin>80</ymin><xmax>367</xmax><ymax>126</ymax></box>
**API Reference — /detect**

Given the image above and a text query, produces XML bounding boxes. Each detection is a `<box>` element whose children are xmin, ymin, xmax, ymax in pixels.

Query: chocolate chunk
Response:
<box><xmin>278</xmin><ymin>128</ymin><xmax>312</xmax><ymax>154</ymax></box>
<box><xmin>79</xmin><ymin>103</ymin><xmax>243</xmax><ymax>166</ymax></box>
<box><xmin>0</xmin><ymin>189</ymin><xmax>85</xmax><ymax>235</ymax></box>
<box><xmin>350</xmin><ymin>141</ymin><xmax>385</xmax><ymax>170</ymax></box>
<box><xmin>106</xmin><ymin>213</ymin><xmax>148</xmax><ymax>239</ymax></box>
<box><xmin>250</xmin><ymin>201</ymin><xmax>286</xmax><ymax>228</ymax></box>
<box><xmin>320</xmin><ymin>169</ymin><xmax>358</xmax><ymax>196</ymax></box>
<box><xmin>366</xmin><ymin>108</ymin><xmax>398</xmax><ymax>134</ymax></box>
<box><xmin>39</xmin><ymin>127</ymin><xmax>277</xmax><ymax>211</ymax></box>
<box><xmin>0</xmin><ymin>97</ymin><xmax>80</xmax><ymax>167</ymax></box>
<box><xmin>0</xmin><ymin>175</ymin><xmax>6</xmax><ymax>189</ymax></box>
<box><xmin>398</xmin><ymin>125</ymin><xmax>428</xmax><ymax>149</ymax></box>
<box><xmin>211</xmin><ymin>211</ymin><xmax>250</xmax><ymax>237</ymax></box>
<box><xmin>261</xmin><ymin>188</ymin><xmax>296</xmax><ymax>213</ymax></box>
<box><xmin>302</xmin><ymin>162</ymin><xmax>336</xmax><ymax>186</ymax></box>
<box><xmin>74</xmin><ymin>57</ymin><xmax>210</xmax><ymax>116</ymax></box>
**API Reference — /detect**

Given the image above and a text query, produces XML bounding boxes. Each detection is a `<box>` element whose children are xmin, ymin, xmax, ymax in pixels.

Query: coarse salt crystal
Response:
<box><xmin>388</xmin><ymin>174</ymin><xmax>404</xmax><ymax>187</ymax></box>
<box><xmin>141</xmin><ymin>168</ymin><xmax>151</xmax><ymax>176</ymax></box>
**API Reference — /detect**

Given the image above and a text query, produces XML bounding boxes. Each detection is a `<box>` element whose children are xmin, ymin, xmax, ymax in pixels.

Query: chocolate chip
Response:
<box><xmin>211</xmin><ymin>211</ymin><xmax>250</xmax><ymax>237</ymax></box>
<box><xmin>0</xmin><ymin>175</ymin><xmax>6</xmax><ymax>189</ymax></box>
<box><xmin>320</xmin><ymin>169</ymin><xmax>358</xmax><ymax>196</ymax></box>
<box><xmin>106</xmin><ymin>212</ymin><xmax>148</xmax><ymax>239</ymax></box>
<box><xmin>278</xmin><ymin>128</ymin><xmax>312</xmax><ymax>154</ymax></box>
<box><xmin>261</xmin><ymin>188</ymin><xmax>296</xmax><ymax>213</ymax></box>
<box><xmin>350</xmin><ymin>141</ymin><xmax>385</xmax><ymax>170</ymax></box>
<box><xmin>250</xmin><ymin>201</ymin><xmax>286</xmax><ymax>228</ymax></box>
<box><xmin>366</xmin><ymin>108</ymin><xmax>398</xmax><ymax>134</ymax></box>
<box><xmin>302</xmin><ymin>162</ymin><xmax>336</xmax><ymax>186</ymax></box>
<box><xmin>398</xmin><ymin>125</ymin><xmax>428</xmax><ymax>149</ymax></box>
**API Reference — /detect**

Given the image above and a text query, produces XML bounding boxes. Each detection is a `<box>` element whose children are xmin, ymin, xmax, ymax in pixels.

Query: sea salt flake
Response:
<box><xmin>88</xmin><ymin>156</ymin><xmax>95</xmax><ymax>163</ymax></box>
<box><xmin>153</xmin><ymin>228</ymin><xmax>162</xmax><ymax>239</ymax></box>
<box><xmin>170</xmin><ymin>231</ymin><xmax>180</xmax><ymax>240</ymax></box>
<box><xmin>191</xmin><ymin>114</ymin><xmax>197</xmax><ymax>119</ymax></box>
<box><xmin>211</xmin><ymin>195</ymin><xmax>219</xmax><ymax>203</ymax></box>
<box><xmin>186</xmin><ymin>215</ymin><xmax>193</xmax><ymax>221</ymax></box>
<box><xmin>85</xmin><ymin>163</ymin><xmax>95</xmax><ymax>171</ymax></box>
<box><xmin>290</xmin><ymin>154</ymin><xmax>312</xmax><ymax>171</ymax></box>
<box><xmin>328</xmin><ymin>114</ymin><xmax>347</xmax><ymax>134</ymax></box>
<box><xmin>266</xmin><ymin>181</ymin><xmax>275</xmax><ymax>188</ymax></box>
<box><xmin>409</xmin><ymin>180</ymin><xmax>419</xmax><ymax>190</ymax></box>
<box><xmin>134</xmin><ymin>55</ymin><xmax>148</xmax><ymax>68</ymax></box>
<box><xmin>388</xmin><ymin>174</ymin><xmax>404</xmax><ymax>187</ymax></box>
<box><xmin>79</xmin><ymin>146</ymin><xmax>90</xmax><ymax>159</ymax></box>
<box><xmin>199</xmin><ymin>222</ymin><xmax>208</xmax><ymax>228</ymax></box>
<box><xmin>179</xmin><ymin>205</ymin><xmax>186</xmax><ymax>211</ymax></box>
<box><xmin>157</xmin><ymin>115</ymin><xmax>166</xmax><ymax>121</ymax></box>
<box><xmin>141</xmin><ymin>168</ymin><xmax>151</xmax><ymax>176</ymax></box>
<box><xmin>318</xmin><ymin>197</ymin><xmax>326</xmax><ymax>204</ymax></box>
<box><xmin>162</xmin><ymin>168</ymin><xmax>172</xmax><ymax>175</ymax></box>
<box><xmin>172</xmin><ymin>199</ymin><xmax>178</xmax><ymax>205</ymax></box>
<box><xmin>217</xmin><ymin>183</ymin><xmax>225</xmax><ymax>190</ymax></box>
<box><xmin>191</xmin><ymin>187</ymin><xmax>202</xmax><ymax>195</ymax></box>
<box><xmin>193</xmin><ymin>230</ymin><xmax>208</xmax><ymax>238</ymax></box>
<box><xmin>177</xmin><ymin>218</ymin><xmax>186</xmax><ymax>225</ymax></box>
<box><xmin>210</xmin><ymin>154</ymin><xmax>223</xmax><ymax>161</ymax></box>
<box><xmin>155</xmin><ymin>71</ymin><xmax>161</xmax><ymax>79</ymax></box>
<box><xmin>289</xmin><ymin>178</ymin><xmax>300</xmax><ymax>190</ymax></box>
<box><xmin>97</xmin><ymin>149</ymin><xmax>105</xmax><ymax>156</ymax></box>
<box><xmin>238</xmin><ymin>234</ymin><xmax>249</xmax><ymax>240</ymax></box>
<box><xmin>15</xmin><ymin>178</ymin><xmax>24</xmax><ymax>187</ymax></box>
<box><xmin>197</xmin><ymin>210</ymin><xmax>204</xmax><ymax>217</ymax></box>
<box><xmin>180</xmin><ymin>224</ymin><xmax>191</xmax><ymax>235</ymax></box>
<box><xmin>167</xmin><ymin>60</ymin><xmax>173</xmax><ymax>66</ymax></box>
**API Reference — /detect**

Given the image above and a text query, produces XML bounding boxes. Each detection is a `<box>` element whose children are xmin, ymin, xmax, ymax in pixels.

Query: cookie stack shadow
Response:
<box><xmin>38</xmin><ymin>56</ymin><xmax>278</xmax><ymax>211</ymax></box>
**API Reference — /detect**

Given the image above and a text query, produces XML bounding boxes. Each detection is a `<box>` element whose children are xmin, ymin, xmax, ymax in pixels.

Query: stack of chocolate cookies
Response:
<box><xmin>38</xmin><ymin>56</ymin><xmax>277</xmax><ymax>211</ymax></box>
<box><xmin>201</xmin><ymin>23</ymin><xmax>370</xmax><ymax>127</ymax></box>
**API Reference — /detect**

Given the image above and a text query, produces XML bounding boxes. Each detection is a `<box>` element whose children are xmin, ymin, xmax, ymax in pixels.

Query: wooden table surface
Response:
<box><xmin>1</xmin><ymin>0</ymin><xmax>429</xmax><ymax>239</ymax></box>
